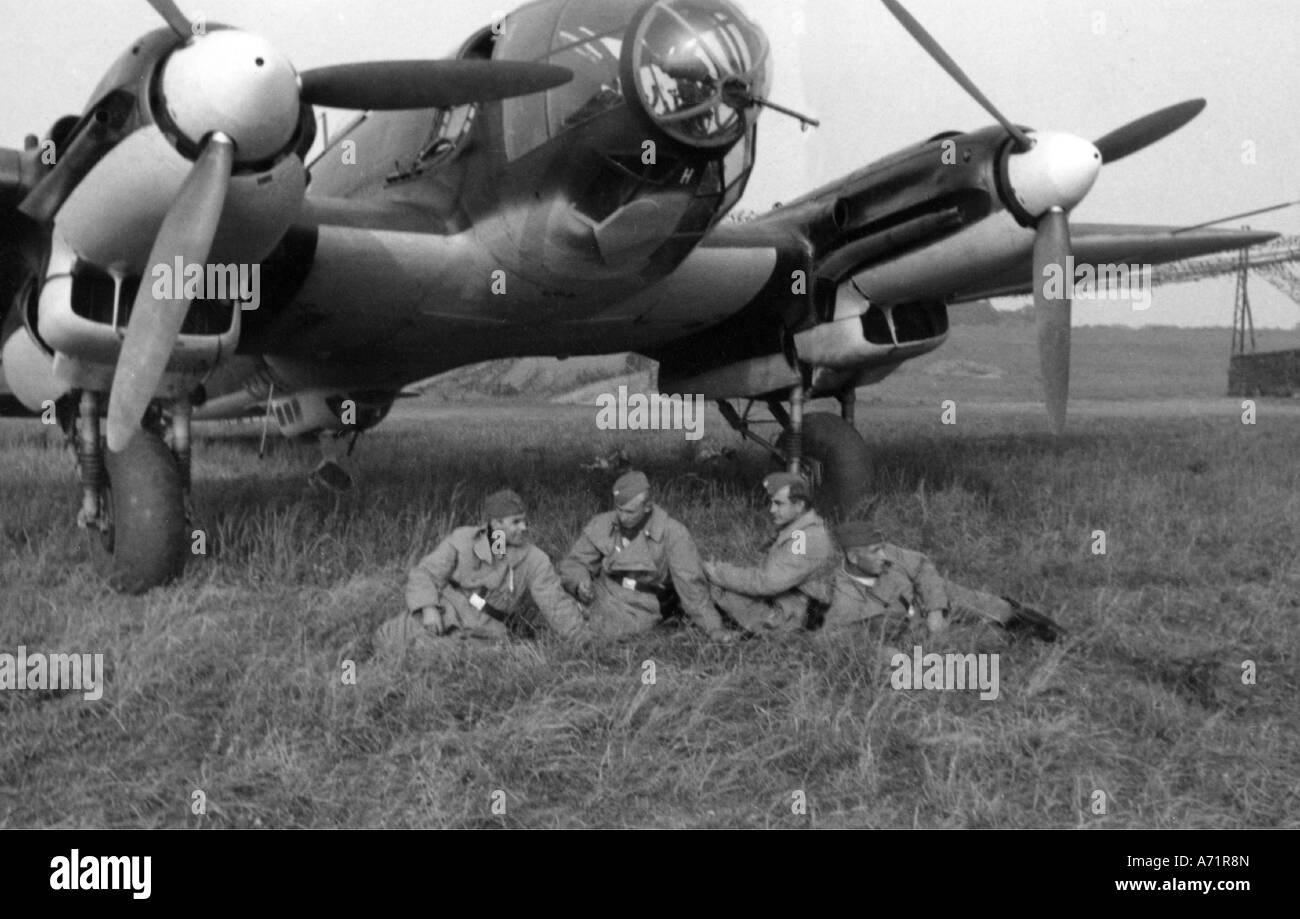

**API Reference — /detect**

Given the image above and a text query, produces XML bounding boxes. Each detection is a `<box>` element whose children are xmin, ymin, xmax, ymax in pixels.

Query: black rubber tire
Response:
<box><xmin>777</xmin><ymin>412</ymin><xmax>873</xmax><ymax>520</ymax></box>
<box><xmin>100</xmin><ymin>430</ymin><xmax>188</xmax><ymax>594</ymax></box>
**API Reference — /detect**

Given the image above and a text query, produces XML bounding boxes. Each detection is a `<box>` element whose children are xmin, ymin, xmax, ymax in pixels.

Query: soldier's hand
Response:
<box><xmin>576</xmin><ymin>581</ymin><xmax>596</xmax><ymax>604</ymax></box>
<box><xmin>708</xmin><ymin>629</ymin><xmax>738</xmax><ymax>645</ymax></box>
<box><xmin>703</xmin><ymin>561</ymin><xmax>718</xmax><ymax>582</ymax></box>
<box><xmin>926</xmin><ymin>608</ymin><xmax>949</xmax><ymax>634</ymax></box>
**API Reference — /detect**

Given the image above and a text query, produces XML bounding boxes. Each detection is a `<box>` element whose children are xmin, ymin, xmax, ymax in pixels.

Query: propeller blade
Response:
<box><xmin>1093</xmin><ymin>99</ymin><xmax>1205</xmax><ymax>165</ymax></box>
<box><xmin>107</xmin><ymin>135</ymin><xmax>233</xmax><ymax>452</ymax></box>
<box><xmin>880</xmin><ymin>0</ymin><xmax>1033</xmax><ymax>151</ymax></box>
<box><xmin>299</xmin><ymin>60</ymin><xmax>574</xmax><ymax>111</ymax></box>
<box><xmin>1034</xmin><ymin>207</ymin><xmax>1073</xmax><ymax>435</ymax></box>
<box><xmin>147</xmin><ymin>0</ymin><xmax>193</xmax><ymax>38</ymax></box>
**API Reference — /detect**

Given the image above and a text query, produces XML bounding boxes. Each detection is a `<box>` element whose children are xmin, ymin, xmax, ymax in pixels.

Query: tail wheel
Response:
<box><xmin>99</xmin><ymin>429</ymin><xmax>188</xmax><ymax>594</ymax></box>
<box><xmin>778</xmin><ymin>411</ymin><xmax>873</xmax><ymax>519</ymax></box>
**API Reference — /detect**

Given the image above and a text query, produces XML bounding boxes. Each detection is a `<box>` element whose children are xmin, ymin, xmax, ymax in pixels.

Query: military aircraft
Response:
<box><xmin>0</xmin><ymin>0</ymin><xmax>1277</xmax><ymax>593</ymax></box>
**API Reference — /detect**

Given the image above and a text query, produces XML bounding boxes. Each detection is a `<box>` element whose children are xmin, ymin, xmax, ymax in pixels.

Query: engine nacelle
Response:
<box><xmin>22</xmin><ymin>24</ymin><xmax>312</xmax><ymax>275</ymax></box>
<box><xmin>55</xmin><ymin>126</ymin><xmax>306</xmax><ymax>274</ymax></box>
<box><xmin>36</xmin><ymin>236</ymin><xmax>240</xmax><ymax>394</ymax></box>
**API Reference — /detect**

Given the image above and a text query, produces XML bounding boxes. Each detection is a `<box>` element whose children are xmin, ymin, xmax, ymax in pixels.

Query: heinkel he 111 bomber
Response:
<box><xmin>0</xmin><ymin>0</ymin><xmax>1276</xmax><ymax>593</ymax></box>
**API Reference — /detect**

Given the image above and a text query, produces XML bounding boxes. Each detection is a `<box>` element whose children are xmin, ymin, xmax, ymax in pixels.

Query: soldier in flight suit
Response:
<box><xmin>703</xmin><ymin>473</ymin><xmax>837</xmax><ymax>634</ymax></box>
<box><xmin>373</xmin><ymin>489</ymin><xmax>586</xmax><ymax>655</ymax></box>
<box><xmin>825</xmin><ymin>521</ymin><xmax>1066</xmax><ymax>642</ymax></box>
<box><xmin>559</xmin><ymin>471</ymin><xmax>732</xmax><ymax>642</ymax></box>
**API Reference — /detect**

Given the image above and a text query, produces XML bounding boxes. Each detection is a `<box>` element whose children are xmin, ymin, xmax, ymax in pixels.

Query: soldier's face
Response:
<box><xmin>491</xmin><ymin>514</ymin><xmax>529</xmax><ymax>548</ymax></box>
<box><xmin>769</xmin><ymin>487</ymin><xmax>804</xmax><ymax>529</ymax></box>
<box><xmin>615</xmin><ymin>494</ymin><xmax>652</xmax><ymax>529</ymax></box>
<box><xmin>846</xmin><ymin>544</ymin><xmax>888</xmax><ymax>577</ymax></box>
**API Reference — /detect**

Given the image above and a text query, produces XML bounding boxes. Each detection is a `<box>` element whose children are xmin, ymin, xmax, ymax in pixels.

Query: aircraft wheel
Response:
<box><xmin>778</xmin><ymin>412</ymin><xmax>873</xmax><ymax>520</ymax></box>
<box><xmin>98</xmin><ymin>429</ymin><xmax>188</xmax><ymax>594</ymax></box>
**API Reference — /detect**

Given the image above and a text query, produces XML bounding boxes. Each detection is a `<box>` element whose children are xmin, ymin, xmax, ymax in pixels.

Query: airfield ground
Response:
<box><xmin>2</xmin><ymin>328</ymin><xmax>1298</xmax><ymax>827</ymax></box>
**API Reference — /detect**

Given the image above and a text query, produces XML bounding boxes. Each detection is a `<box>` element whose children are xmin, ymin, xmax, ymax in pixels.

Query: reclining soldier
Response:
<box><xmin>826</xmin><ymin>521</ymin><xmax>1066</xmax><ymax>642</ymax></box>
<box><xmin>374</xmin><ymin>489</ymin><xmax>586</xmax><ymax>654</ymax></box>
<box><xmin>703</xmin><ymin>473</ymin><xmax>837</xmax><ymax>634</ymax></box>
<box><xmin>559</xmin><ymin>471</ymin><xmax>732</xmax><ymax>642</ymax></box>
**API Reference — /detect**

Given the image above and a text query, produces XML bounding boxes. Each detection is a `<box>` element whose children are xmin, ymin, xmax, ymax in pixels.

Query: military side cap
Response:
<box><xmin>763</xmin><ymin>472</ymin><xmax>811</xmax><ymax>503</ymax></box>
<box><xmin>613</xmin><ymin>470</ymin><xmax>650</xmax><ymax>506</ymax></box>
<box><xmin>833</xmin><ymin>520</ymin><xmax>883</xmax><ymax>549</ymax></box>
<box><xmin>483</xmin><ymin>489</ymin><xmax>527</xmax><ymax>520</ymax></box>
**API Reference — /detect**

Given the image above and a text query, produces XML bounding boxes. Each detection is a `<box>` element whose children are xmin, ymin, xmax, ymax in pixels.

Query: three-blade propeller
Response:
<box><xmin>103</xmin><ymin>0</ymin><xmax>572</xmax><ymax>451</ymax></box>
<box><xmin>882</xmin><ymin>0</ymin><xmax>1207</xmax><ymax>434</ymax></box>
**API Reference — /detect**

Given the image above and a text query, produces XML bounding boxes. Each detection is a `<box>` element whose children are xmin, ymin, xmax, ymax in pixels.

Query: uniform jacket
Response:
<box><xmin>824</xmin><ymin>543</ymin><xmax>950</xmax><ymax>628</ymax></box>
<box><xmin>559</xmin><ymin>506</ymin><xmax>724</xmax><ymax>635</ymax></box>
<box><xmin>709</xmin><ymin>510</ymin><xmax>836</xmax><ymax>622</ymax></box>
<box><xmin>405</xmin><ymin>526</ymin><xmax>584</xmax><ymax>638</ymax></box>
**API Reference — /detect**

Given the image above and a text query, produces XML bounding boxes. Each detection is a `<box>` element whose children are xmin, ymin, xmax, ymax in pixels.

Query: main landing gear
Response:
<box><xmin>74</xmin><ymin>390</ymin><xmax>188</xmax><ymax>594</ymax></box>
<box><xmin>717</xmin><ymin>383</ymin><xmax>872</xmax><ymax>519</ymax></box>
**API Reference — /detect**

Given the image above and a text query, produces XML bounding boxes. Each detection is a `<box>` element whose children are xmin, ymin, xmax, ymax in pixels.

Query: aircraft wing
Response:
<box><xmin>701</xmin><ymin>211</ymin><xmax>1278</xmax><ymax>308</ymax></box>
<box><xmin>947</xmin><ymin>224</ymin><xmax>1281</xmax><ymax>303</ymax></box>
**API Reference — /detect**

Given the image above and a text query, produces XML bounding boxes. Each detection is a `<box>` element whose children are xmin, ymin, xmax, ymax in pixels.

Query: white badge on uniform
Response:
<box><xmin>622</xmin><ymin>577</ymin><xmax>639</xmax><ymax>591</ymax></box>
<box><xmin>470</xmin><ymin>593</ymin><xmax>487</xmax><ymax>611</ymax></box>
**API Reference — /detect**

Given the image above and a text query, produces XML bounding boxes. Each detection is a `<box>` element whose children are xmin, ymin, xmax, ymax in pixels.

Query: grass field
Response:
<box><xmin>2</xmin><ymin>367</ymin><xmax>1299</xmax><ymax>826</ymax></box>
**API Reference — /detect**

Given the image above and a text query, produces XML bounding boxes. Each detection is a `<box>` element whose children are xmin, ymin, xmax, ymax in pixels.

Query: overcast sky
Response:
<box><xmin>2</xmin><ymin>0</ymin><xmax>1298</xmax><ymax>328</ymax></box>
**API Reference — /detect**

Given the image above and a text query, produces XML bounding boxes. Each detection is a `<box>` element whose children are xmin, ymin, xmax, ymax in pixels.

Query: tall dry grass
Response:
<box><xmin>1</xmin><ymin>399</ymin><xmax>1296</xmax><ymax>827</ymax></box>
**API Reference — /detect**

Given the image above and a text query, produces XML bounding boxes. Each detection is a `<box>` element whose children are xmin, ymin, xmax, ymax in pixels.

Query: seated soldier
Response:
<box><xmin>826</xmin><ymin>521</ymin><xmax>1066</xmax><ymax>642</ymax></box>
<box><xmin>703</xmin><ymin>472</ymin><xmax>836</xmax><ymax>634</ymax></box>
<box><xmin>559</xmin><ymin>470</ymin><xmax>732</xmax><ymax>642</ymax></box>
<box><xmin>373</xmin><ymin>489</ymin><xmax>586</xmax><ymax>655</ymax></box>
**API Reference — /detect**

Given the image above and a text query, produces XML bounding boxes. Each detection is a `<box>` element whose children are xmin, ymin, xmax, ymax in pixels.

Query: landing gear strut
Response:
<box><xmin>717</xmin><ymin>385</ymin><xmax>873</xmax><ymax>519</ymax></box>
<box><xmin>76</xmin><ymin>391</ymin><xmax>107</xmax><ymax>531</ymax></box>
<box><xmin>75</xmin><ymin>390</ymin><xmax>188</xmax><ymax>594</ymax></box>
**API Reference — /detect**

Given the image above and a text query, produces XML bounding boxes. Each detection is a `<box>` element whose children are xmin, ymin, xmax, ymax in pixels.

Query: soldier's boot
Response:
<box><xmin>1001</xmin><ymin>597</ymin><xmax>1067</xmax><ymax>643</ymax></box>
<box><xmin>373</xmin><ymin>610</ymin><xmax>449</xmax><ymax>660</ymax></box>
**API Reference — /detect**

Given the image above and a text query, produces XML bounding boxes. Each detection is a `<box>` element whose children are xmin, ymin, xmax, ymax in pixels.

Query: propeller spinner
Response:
<box><xmin>882</xmin><ymin>0</ymin><xmax>1207</xmax><ymax>434</ymax></box>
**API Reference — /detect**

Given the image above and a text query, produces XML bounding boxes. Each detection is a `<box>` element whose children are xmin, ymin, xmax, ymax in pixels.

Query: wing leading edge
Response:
<box><xmin>950</xmin><ymin>224</ymin><xmax>1280</xmax><ymax>303</ymax></box>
